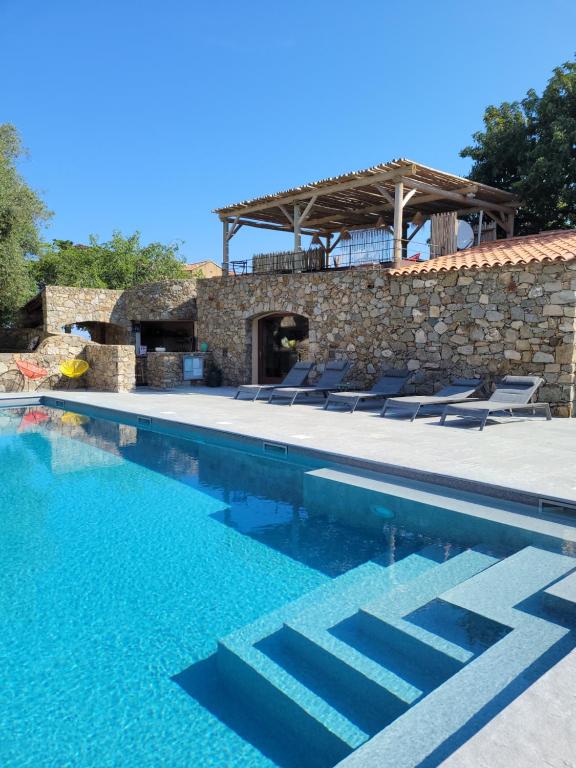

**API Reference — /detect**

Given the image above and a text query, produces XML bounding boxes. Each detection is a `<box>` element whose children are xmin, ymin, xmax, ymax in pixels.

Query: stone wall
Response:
<box><xmin>0</xmin><ymin>327</ymin><xmax>47</xmax><ymax>352</ymax></box>
<box><xmin>146</xmin><ymin>352</ymin><xmax>185</xmax><ymax>389</ymax></box>
<box><xmin>121</xmin><ymin>280</ymin><xmax>197</xmax><ymax>321</ymax></box>
<box><xmin>42</xmin><ymin>280</ymin><xmax>197</xmax><ymax>334</ymax></box>
<box><xmin>85</xmin><ymin>345</ymin><xmax>135</xmax><ymax>392</ymax></box>
<box><xmin>0</xmin><ymin>335</ymin><xmax>134</xmax><ymax>393</ymax></box>
<box><xmin>0</xmin><ymin>334</ymin><xmax>94</xmax><ymax>390</ymax></box>
<box><xmin>43</xmin><ymin>285</ymin><xmax>125</xmax><ymax>333</ymax></box>
<box><xmin>196</xmin><ymin>262</ymin><xmax>576</xmax><ymax>415</ymax></box>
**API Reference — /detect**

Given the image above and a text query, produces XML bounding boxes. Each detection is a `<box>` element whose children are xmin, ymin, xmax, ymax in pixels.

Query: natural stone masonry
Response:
<box><xmin>0</xmin><ymin>334</ymin><xmax>135</xmax><ymax>393</ymax></box>
<box><xmin>196</xmin><ymin>262</ymin><xmax>576</xmax><ymax>416</ymax></box>
<box><xmin>43</xmin><ymin>280</ymin><xmax>198</xmax><ymax>334</ymax></box>
<box><xmin>43</xmin><ymin>285</ymin><xmax>125</xmax><ymax>334</ymax></box>
<box><xmin>121</xmin><ymin>280</ymin><xmax>198</xmax><ymax>322</ymax></box>
<box><xmin>85</xmin><ymin>345</ymin><xmax>135</xmax><ymax>392</ymax></box>
<box><xmin>146</xmin><ymin>352</ymin><xmax>186</xmax><ymax>389</ymax></box>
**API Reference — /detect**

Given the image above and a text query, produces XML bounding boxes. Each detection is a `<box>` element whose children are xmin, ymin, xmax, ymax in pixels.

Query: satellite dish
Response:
<box><xmin>457</xmin><ymin>220</ymin><xmax>474</xmax><ymax>250</ymax></box>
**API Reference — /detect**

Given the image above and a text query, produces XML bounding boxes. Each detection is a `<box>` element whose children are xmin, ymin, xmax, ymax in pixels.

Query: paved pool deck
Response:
<box><xmin>2</xmin><ymin>385</ymin><xmax>576</xmax><ymax>768</ymax></box>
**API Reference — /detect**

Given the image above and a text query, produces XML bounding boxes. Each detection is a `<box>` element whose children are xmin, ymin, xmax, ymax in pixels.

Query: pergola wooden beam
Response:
<box><xmin>301</xmin><ymin>185</ymin><xmax>496</xmax><ymax>230</ymax></box>
<box><xmin>218</xmin><ymin>164</ymin><xmax>418</xmax><ymax>219</ymax></box>
<box><xmin>400</xmin><ymin>177</ymin><xmax>517</xmax><ymax>215</ymax></box>
<box><xmin>223</xmin><ymin>217</ymin><xmax>319</xmax><ymax>236</ymax></box>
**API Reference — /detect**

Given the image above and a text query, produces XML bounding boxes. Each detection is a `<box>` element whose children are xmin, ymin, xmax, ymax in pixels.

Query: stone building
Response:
<box><xmin>3</xmin><ymin>279</ymin><xmax>198</xmax><ymax>392</ymax></box>
<box><xmin>196</xmin><ymin>230</ymin><xmax>576</xmax><ymax>416</ymax></box>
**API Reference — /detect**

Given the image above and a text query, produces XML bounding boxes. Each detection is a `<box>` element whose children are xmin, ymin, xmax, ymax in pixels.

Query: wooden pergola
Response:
<box><xmin>214</xmin><ymin>158</ymin><xmax>520</xmax><ymax>274</ymax></box>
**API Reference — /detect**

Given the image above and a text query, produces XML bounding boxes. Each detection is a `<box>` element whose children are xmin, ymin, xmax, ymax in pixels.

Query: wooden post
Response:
<box><xmin>506</xmin><ymin>212</ymin><xmax>515</xmax><ymax>238</ymax></box>
<box><xmin>393</xmin><ymin>180</ymin><xmax>403</xmax><ymax>266</ymax></box>
<box><xmin>476</xmin><ymin>210</ymin><xmax>484</xmax><ymax>245</ymax></box>
<box><xmin>294</xmin><ymin>204</ymin><xmax>302</xmax><ymax>251</ymax></box>
<box><xmin>222</xmin><ymin>219</ymin><xmax>230</xmax><ymax>275</ymax></box>
<box><xmin>324</xmin><ymin>233</ymin><xmax>332</xmax><ymax>269</ymax></box>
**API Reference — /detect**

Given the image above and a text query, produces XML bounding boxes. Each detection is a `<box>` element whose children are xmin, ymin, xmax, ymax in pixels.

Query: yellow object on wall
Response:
<box><xmin>59</xmin><ymin>359</ymin><xmax>90</xmax><ymax>378</ymax></box>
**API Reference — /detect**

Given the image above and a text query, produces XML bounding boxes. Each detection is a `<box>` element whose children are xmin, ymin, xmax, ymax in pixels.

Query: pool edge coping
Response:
<box><xmin>16</xmin><ymin>392</ymin><xmax>576</xmax><ymax>515</ymax></box>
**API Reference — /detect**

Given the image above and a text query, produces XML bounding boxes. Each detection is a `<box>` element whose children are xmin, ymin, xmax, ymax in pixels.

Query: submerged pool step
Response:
<box><xmin>342</xmin><ymin>548</ymin><xmax>499</xmax><ymax>686</ymax></box>
<box><xmin>217</xmin><ymin>639</ymin><xmax>365</xmax><ymax>764</ymax></box>
<box><xmin>349</xmin><ymin>612</ymin><xmax>470</xmax><ymax>687</ymax></box>
<box><xmin>279</xmin><ymin>620</ymin><xmax>421</xmax><ymax>707</ymax></box>
<box><xmin>215</xmin><ymin>545</ymin><xmax>502</xmax><ymax>767</ymax></box>
<box><xmin>256</xmin><ymin>628</ymin><xmax>402</xmax><ymax>738</ymax></box>
<box><xmin>543</xmin><ymin>570</ymin><xmax>576</xmax><ymax>619</ymax></box>
<box><xmin>216</xmin><ymin>549</ymin><xmax>446</xmax><ymax>764</ymax></box>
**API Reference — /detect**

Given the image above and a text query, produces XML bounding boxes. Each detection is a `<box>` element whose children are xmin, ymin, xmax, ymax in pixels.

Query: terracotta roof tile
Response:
<box><xmin>390</xmin><ymin>230</ymin><xmax>576</xmax><ymax>276</ymax></box>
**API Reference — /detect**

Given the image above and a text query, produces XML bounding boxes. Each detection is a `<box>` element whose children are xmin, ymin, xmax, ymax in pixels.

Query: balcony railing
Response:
<box><xmin>229</xmin><ymin>235</ymin><xmax>433</xmax><ymax>276</ymax></box>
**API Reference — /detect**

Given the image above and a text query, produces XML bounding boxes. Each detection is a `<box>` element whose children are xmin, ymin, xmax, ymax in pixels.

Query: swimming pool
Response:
<box><xmin>1</xmin><ymin>404</ymin><xmax>575</xmax><ymax>768</ymax></box>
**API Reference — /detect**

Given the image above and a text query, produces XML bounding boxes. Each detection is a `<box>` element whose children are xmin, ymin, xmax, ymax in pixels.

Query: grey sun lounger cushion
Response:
<box><xmin>323</xmin><ymin>368</ymin><xmax>410</xmax><ymax>413</ymax></box>
<box><xmin>381</xmin><ymin>378</ymin><xmax>483</xmax><ymax>421</ymax></box>
<box><xmin>268</xmin><ymin>360</ymin><xmax>351</xmax><ymax>405</ymax></box>
<box><xmin>234</xmin><ymin>361</ymin><xmax>313</xmax><ymax>401</ymax></box>
<box><xmin>439</xmin><ymin>375</ymin><xmax>551</xmax><ymax>430</ymax></box>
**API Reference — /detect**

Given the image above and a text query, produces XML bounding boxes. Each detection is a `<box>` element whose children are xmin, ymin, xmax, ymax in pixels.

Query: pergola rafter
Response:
<box><xmin>214</xmin><ymin>158</ymin><xmax>519</xmax><ymax>272</ymax></box>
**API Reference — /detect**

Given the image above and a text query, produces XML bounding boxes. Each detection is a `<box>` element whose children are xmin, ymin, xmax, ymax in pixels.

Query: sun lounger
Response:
<box><xmin>267</xmin><ymin>360</ymin><xmax>351</xmax><ymax>405</ymax></box>
<box><xmin>323</xmin><ymin>368</ymin><xmax>410</xmax><ymax>413</ymax></box>
<box><xmin>439</xmin><ymin>375</ymin><xmax>551</xmax><ymax>430</ymax></box>
<box><xmin>381</xmin><ymin>378</ymin><xmax>482</xmax><ymax>421</ymax></box>
<box><xmin>234</xmin><ymin>361</ymin><xmax>313</xmax><ymax>401</ymax></box>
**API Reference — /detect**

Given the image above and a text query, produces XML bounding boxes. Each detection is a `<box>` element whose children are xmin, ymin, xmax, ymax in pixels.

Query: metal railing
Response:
<box><xmin>229</xmin><ymin>236</ymin><xmax>434</xmax><ymax>276</ymax></box>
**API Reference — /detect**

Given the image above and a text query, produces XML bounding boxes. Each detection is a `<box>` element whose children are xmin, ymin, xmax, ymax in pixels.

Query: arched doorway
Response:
<box><xmin>256</xmin><ymin>313</ymin><xmax>309</xmax><ymax>384</ymax></box>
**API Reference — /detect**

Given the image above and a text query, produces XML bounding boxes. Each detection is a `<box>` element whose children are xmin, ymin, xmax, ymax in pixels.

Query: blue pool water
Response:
<box><xmin>0</xmin><ymin>405</ymin><xmax>571</xmax><ymax>768</ymax></box>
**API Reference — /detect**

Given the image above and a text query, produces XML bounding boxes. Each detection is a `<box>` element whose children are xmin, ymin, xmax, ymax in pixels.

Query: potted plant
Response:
<box><xmin>205</xmin><ymin>360</ymin><xmax>223</xmax><ymax>387</ymax></box>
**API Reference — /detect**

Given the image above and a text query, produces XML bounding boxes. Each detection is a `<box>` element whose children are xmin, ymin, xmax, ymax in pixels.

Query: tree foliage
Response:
<box><xmin>31</xmin><ymin>231</ymin><xmax>193</xmax><ymax>290</ymax></box>
<box><xmin>461</xmin><ymin>59</ymin><xmax>576</xmax><ymax>234</ymax></box>
<box><xmin>0</xmin><ymin>124</ymin><xmax>51</xmax><ymax>325</ymax></box>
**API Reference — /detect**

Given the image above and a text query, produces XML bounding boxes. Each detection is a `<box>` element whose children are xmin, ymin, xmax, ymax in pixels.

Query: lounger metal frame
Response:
<box><xmin>267</xmin><ymin>360</ymin><xmax>351</xmax><ymax>405</ymax></box>
<box><xmin>439</xmin><ymin>375</ymin><xmax>551</xmax><ymax>430</ymax></box>
<box><xmin>234</xmin><ymin>361</ymin><xmax>314</xmax><ymax>401</ymax></box>
<box><xmin>380</xmin><ymin>378</ymin><xmax>483</xmax><ymax>421</ymax></box>
<box><xmin>323</xmin><ymin>368</ymin><xmax>409</xmax><ymax>413</ymax></box>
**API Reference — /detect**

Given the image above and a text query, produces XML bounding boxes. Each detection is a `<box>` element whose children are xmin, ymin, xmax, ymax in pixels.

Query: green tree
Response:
<box><xmin>31</xmin><ymin>231</ymin><xmax>193</xmax><ymax>289</ymax></box>
<box><xmin>0</xmin><ymin>124</ymin><xmax>51</xmax><ymax>325</ymax></box>
<box><xmin>461</xmin><ymin>59</ymin><xmax>576</xmax><ymax>234</ymax></box>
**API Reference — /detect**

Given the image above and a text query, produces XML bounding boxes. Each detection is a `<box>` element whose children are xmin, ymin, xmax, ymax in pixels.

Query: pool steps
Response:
<box><xmin>542</xmin><ymin>570</ymin><xmax>576</xmax><ymax>617</ymax></box>
<box><xmin>217</xmin><ymin>543</ymin><xmax>576</xmax><ymax>768</ymax></box>
<box><xmin>339</xmin><ymin>546</ymin><xmax>576</xmax><ymax>768</ymax></box>
<box><xmin>218</xmin><ymin>548</ymin><xmax>445</xmax><ymax>763</ymax></box>
<box><xmin>218</xmin><ymin>547</ymin><xmax>500</xmax><ymax>765</ymax></box>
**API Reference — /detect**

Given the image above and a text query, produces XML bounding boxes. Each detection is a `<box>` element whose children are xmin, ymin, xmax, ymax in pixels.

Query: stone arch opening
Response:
<box><xmin>64</xmin><ymin>321</ymin><xmax>131</xmax><ymax>345</ymax></box>
<box><xmin>247</xmin><ymin>311</ymin><xmax>310</xmax><ymax>384</ymax></box>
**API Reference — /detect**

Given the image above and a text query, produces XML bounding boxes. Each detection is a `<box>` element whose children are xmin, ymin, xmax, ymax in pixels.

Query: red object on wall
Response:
<box><xmin>15</xmin><ymin>360</ymin><xmax>48</xmax><ymax>380</ymax></box>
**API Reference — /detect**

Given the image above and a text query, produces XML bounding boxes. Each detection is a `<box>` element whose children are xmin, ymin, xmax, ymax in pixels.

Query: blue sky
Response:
<box><xmin>2</xmin><ymin>0</ymin><xmax>575</xmax><ymax>263</ymax></box>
